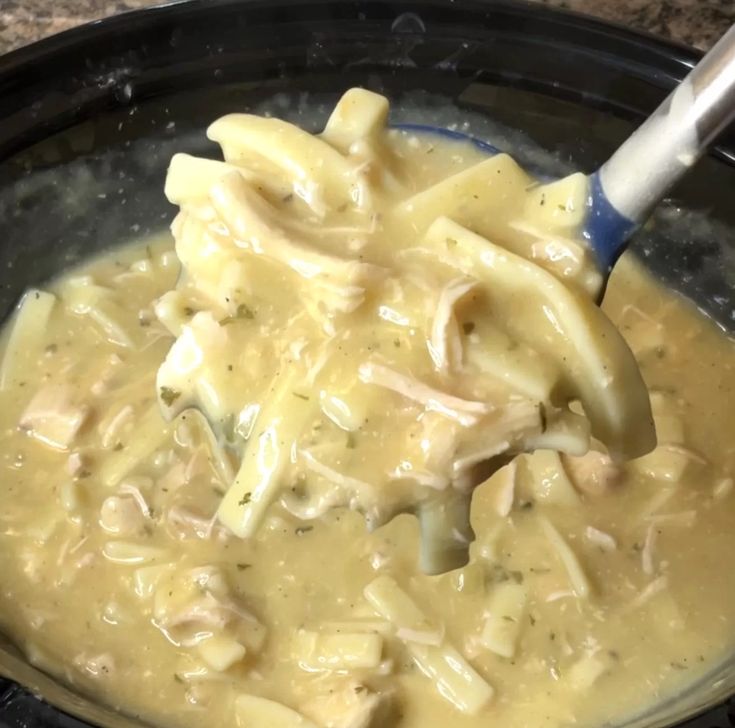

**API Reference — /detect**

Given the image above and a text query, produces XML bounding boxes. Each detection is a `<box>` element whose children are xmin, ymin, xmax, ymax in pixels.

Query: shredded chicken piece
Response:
<box><xmin>56</xmin><ymin>534</ymin><xmax>88</xmax><ymax>567</ymax></box>
<box><xmin>428</xmin><ymin>277</ymin><xmax>478</xmax><ymax>374</ymax></box>
<box><xmin>584</xmin><ymin>526</ymin><xmax>617</xmax><ymax>552</ymax></box>
<box><xmin>358</xmin><ymin>361</ymin><xmax>490</xmax><ymax>426</ymax></box>
<box><xmin>545</xmin><ymin>590</ymin><xmax>575</xmax><ymax>603</ymax></box>
<box><xmin>210</xmin><ymin>173</ymin><xmax>383</xmax><ymax>316</ymax></box>
<box><xmin>641</xmin><ymin>523</ymin><xmax>657</xmax><ymax>575</ymax></box>
<box><xmin>19</xmin><ymin>385</ymin><xmax>90</xmax><ymax>451</ymax></box>
<box><xmin>66</xmin><ymin>451</ymin><xmax>86</xmax><ymax>477</ymax></box>
<box><xmin>626</xmin><ymin>575</ymin><xmax>669</xmax><ymax>611</ymax></box>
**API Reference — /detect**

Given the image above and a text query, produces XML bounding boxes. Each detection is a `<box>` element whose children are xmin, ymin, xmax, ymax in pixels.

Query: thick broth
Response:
<box><xmin>0</xmin><ymin>95</ymin><xmax>734</xmax><ymax>728</ymax></box>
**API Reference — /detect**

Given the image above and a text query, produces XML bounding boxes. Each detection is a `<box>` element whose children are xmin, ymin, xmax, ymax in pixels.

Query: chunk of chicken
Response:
<box><xmin>153</xmin><ymin>566</ymin><xmax>266</xmax><ymax>652</ymax></box>
<box><xmin>19</xmin><ymin>385</ymin><xmax>90</xmax><ymax>450</ymax></box>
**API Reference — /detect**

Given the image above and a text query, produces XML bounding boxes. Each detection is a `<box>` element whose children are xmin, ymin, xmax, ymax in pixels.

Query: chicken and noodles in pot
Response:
<box><xmin>0</xmin><ymin>89</ymin><xmax>734</xmax><ymax>728</ymax></box>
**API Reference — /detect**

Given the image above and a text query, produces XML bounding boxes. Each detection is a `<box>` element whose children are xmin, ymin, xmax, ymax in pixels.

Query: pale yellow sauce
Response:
<box><xmin>0</xmin><ymin>90</ymin><xmax>734</xmax><ymax>728</ymax></box>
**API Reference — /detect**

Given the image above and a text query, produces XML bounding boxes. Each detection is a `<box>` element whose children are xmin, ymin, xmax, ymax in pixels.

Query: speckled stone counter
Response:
<box><xmin>0</xmin><ymin>0</ymin><xmax>733</xmax><ymax>56</ymax></box>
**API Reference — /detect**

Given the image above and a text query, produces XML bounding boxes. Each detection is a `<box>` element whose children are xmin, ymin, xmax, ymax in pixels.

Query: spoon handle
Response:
<box><xmin>587</xmin><ymin>24</ymin><xmax>735</xmax><ymax>272</ymax></box>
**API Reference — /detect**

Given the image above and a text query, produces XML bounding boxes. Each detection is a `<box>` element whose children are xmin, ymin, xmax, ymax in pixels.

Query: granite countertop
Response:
<box><xmin>0</xmin><ymin>0</ymin><xmax>733</xmax><ymax>56</ymax></box>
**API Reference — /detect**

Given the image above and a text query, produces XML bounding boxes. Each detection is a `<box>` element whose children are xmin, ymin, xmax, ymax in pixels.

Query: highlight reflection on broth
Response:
<box><xmin>0</xmin><ymin>89</ymin><xmax>733</xmax><ymax>728</ymax></box>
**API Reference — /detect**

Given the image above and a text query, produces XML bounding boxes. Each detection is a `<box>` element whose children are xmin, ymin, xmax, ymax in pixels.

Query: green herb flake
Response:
<box><xmin>487</xmin><ymin>564</ymin><xmax>518</xmax><ymax>584</ymax></box>
<box><xmin>160</xmin><ymin>386</ymin><xmax>182</xmax><ymax>407</ymax></box>
<box><xmin>292</xmin><ymin>392</ymin><xmax>310</xmax><ymax>401</ymax></box>
<box><xmin>236</xmin><ymin>563</ymin><xmax>252</xmax><ymax>571</ymax></box>
<box><xmin>238</xmin><ymin>492</ymin><xmax>252</xmax><ymax>506</ymax></box>
<box><xmin>295</xmin><ymin>525</ymin><xmax>314</xmax><ymax>536</ymax></box>
<box><xmin>219</xmin><ymin>303</ymin><xmax>255</xmax><ymax>326</ymax></box>
<box><xmin>236</xmin><ymin>303</ymin><xmax>255</xmax><ymax>319</ymax></box>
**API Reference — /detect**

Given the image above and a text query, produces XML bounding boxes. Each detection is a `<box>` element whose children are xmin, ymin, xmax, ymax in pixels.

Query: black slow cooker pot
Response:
<box><xmin>0</xmin><ymin>1</ymin><xmax>734</xmax><ymax>726</ymax></box>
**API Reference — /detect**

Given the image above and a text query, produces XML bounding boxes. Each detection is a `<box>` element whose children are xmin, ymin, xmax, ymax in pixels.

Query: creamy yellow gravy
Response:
<box><xmin>0</xmin><ymin>89</ymin><xmax>734</xmax><ymax>728</ymax></box>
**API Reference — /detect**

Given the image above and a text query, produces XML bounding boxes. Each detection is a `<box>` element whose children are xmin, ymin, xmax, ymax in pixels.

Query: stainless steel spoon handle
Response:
<box><xmin>597</xmin><ymin>24</ymin><xmax>735</xmax><ymax>226</ymax></box>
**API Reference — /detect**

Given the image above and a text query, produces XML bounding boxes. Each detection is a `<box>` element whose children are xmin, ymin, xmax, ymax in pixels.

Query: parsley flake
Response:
<box><xmin>160</xmin><ymin>386</ymin><xmax>182</xmax><ymax>407</ymax></box>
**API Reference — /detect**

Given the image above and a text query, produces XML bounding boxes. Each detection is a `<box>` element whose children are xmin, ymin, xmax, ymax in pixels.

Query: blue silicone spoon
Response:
<box><xmin>397</xmin><ymin>24</ymin><xmax>735</xmax><ymax>282</ymax></box>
